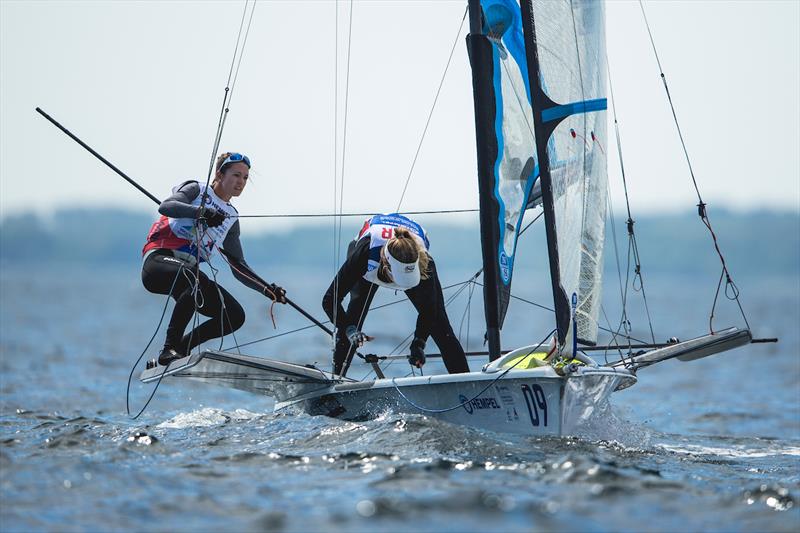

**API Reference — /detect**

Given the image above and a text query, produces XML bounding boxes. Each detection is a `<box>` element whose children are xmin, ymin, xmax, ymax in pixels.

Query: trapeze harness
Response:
<box><xmin>143</xmin><ymin>183</ymin><xmax>238</xmax><ymax>264</ymax></box>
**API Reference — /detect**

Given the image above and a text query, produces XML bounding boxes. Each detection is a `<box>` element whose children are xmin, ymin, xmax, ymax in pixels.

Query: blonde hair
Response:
<box><xmin>387</xmin><ymin>228</ymin><xmax>430</xmax><ymax>280</ymax></box>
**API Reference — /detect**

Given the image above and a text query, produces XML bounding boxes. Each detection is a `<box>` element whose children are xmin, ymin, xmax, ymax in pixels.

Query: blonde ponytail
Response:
<box><xmin>388</xmin><ymin>228</ymin><xmax>430</xmax><ymax>280</ymax></box>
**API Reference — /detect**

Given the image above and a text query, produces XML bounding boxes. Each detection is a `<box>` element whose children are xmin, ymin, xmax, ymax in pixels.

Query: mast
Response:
<box><xmin>466</xmin><ymin>0</ymin><xmax>502</xmax><ymax>360</ymax></box>
<box><xmin>518</xmin><ymin>0</ymin><xmax>572</xmax><ymax>346</ymax></box>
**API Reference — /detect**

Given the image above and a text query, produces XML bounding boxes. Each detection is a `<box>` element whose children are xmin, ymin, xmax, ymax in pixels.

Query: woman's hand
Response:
<box><xmin>197</xmin><ymin>206</ymin><xmax>226</xmax><ymax>228</ymax></box>
<box><xmin>345</xmin><ymin>326</ymin><xmax>374</xmax><ymax>347</ymax></box>
<box><xmin>263</xmin><ymin>283</ymin><xmax>287</xmax><ymax>304</ymax></box>
<box><xmin>408</xmin><ymin>337</ymin><xmax>426</xmax><ymax>368</ymax></box>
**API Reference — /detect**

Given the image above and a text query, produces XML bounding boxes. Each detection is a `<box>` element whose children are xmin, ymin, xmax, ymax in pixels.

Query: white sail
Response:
<box><xmin>530</xmin><ymin>0</ymin><xmax>608</xmax><ymax>344</ymax></box>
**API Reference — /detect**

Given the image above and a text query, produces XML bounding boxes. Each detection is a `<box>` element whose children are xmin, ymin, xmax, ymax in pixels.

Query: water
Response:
<box><xmin>1</xmin><ymin>263</ymin><xmax>798</xmax><ymax>532</ymax></box>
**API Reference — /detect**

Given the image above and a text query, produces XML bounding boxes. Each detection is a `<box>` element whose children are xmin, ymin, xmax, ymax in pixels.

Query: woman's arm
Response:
<box><xmin>158</xmin><ymin>181</ymin><xmax>202</xmax><ymax>219</ymax></box>
<box><xmin>322</xmin><ymin>237</ymin><xmax>370</xmax><ymax>330</ymax></box>
<box><xmin>221</xmin><ymin>222</ymin><xmax>270</xmax><ymax>293</ymax></box>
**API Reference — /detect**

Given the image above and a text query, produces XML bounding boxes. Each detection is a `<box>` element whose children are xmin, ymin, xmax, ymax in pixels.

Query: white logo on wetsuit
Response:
<box><xmin>168</xmin><ymin>184</ymin><xmax>238</xmax><ymax>261</ymax></box>
<box><xmin>360</xmin><ymin>214</ymin><xmax>429</xmax><ymax>290</ymax></box>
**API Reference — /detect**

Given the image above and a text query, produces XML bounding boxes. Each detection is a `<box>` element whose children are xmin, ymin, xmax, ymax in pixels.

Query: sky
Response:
<box><xmin>1</xmin><ymin>0</ymin><xmax>798</xmax><ymax>231</ymax></box>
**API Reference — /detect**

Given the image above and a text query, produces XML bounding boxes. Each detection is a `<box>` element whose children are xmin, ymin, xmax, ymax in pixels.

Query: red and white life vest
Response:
<box><xmin>142</xmin><ymin>183</ymin><xmax>238</xmax><ymax>262</ymax></box>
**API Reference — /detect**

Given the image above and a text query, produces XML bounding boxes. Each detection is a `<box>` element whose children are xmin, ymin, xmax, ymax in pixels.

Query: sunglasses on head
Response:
<box><xmin>219</xmin><ymin>153</ymin><xmax>251</xmax><ymax>170</ymax></box>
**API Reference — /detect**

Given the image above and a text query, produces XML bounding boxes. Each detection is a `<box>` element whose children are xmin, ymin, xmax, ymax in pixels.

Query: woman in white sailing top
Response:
<box><xmin>141</xmin><ymin>152</ymin><xmax>285</xmax><ymax>366</ymax></box>
<box><xmin>322</xmin><ymin>213</ymin><xmax>470</xmax><ymax>377</ymax></box>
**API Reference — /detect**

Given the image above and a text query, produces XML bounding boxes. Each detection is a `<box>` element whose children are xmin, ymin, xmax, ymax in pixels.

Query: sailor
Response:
<box><xmin>322</xmin><ymin>213</ymin><xmax>470</xmax><ymax>376</ymax></box>
<box><xmin>141</xmin><ymin>152</ymin><xmax>286</xmax><ymax>366</ymax></box>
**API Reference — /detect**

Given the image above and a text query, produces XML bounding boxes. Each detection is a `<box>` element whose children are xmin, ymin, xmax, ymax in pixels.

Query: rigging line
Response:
<box><xmin>638</xmin><ymin>0</ymin><xmax>748</xmax><ymax>332</ymax></box>
<box><xmin>340</xmin><ymin>281</ymin><xmax>378</xmax><ymax>377</ymax></box>
<box><xmin>333</xmin><ymin>0</ymin><xmax>355</xmax><ymax>361</ymax></box>
<box><xmin>374</xmin><ymin>270</ymin><xmax>482</xmax><ymax>377</ymax></box>
<box><xmin>203</xmin><ymin>0</ymin><xmax>255</xmax><ymax>189</ymax></box>
<box><xmin>465</xmin><ymin>280</ymin><xmax>476</xmax><ymax>353</ymax></box>
<box><xmin>226</xmin><ymin>1</ymin><xmax>258</xmax><ymax>110</ymax></box>
<box><xmin>208</xmin><ymin>257</ymin><xmax>244</xmax><ymax>356</ymax></box>
<box><xmin>606</xmin><ymin>191</ymin><xmax>636</xmax><ymax>350</ymax></box>
<box><xmin>606</xmin><ymin>191</ymin><xmax>628</xmax><ymax>338</ymax></box>
<box><xmin>607</xmin><ymin>54</ymin><xmax>656</xmax><ymax>343</ymax></box>
<box><xmin>226</xmin><ymin>323</ymin><xmax>319</xmax><ymax>351</ymax></box>
<box><xmin>224</xmin><ymin>0</ymin><xmax>250</xmax><ymax>88</ymax></box>
<box><xmin>396</xmin><ymin>6</ymin><xmax>468</xmax><ymax>212</ymax></box>
<box><xmin>473</xmin><ymin>281</ymin><xmax>649</xmax><ymax>345</ymax></box>
<box><xmin>234</xmin><ymin>208</ymin><xmax>479</xmax><ymax>218</ymax></box>
<box><xmin>376</xmin><ymin>274</ymin><xmax>475</xmax><ymax>379</ymax></box>
<box><xmin>332</xmin><ymin>0</ymin><xmax>340</xmax><ymax>354</ymax></box>
<box><xmin>226</xmin><ymin>278</ymin><xmax>477</xmax><ymax>352</ymax></box>
<box><xmin>338</xmin><ymin>0</ymin><xmax>355</xmax><ymax>228</ymax></box>
<box><xmin>598</xmin><ymin>305</ymin><xmax>625</xmax><ymax>364</ymax></box>
<box><xmin>637</xmin><ymin>0</ymin><xmax>701</xmax><ymax>197</ymax></box>
<box><xmin>219</xmin><ymin>208</ymin><xmax>545</xmax><ymax>356</ymax></box>
<box><xmin>365</xmin><ymin>208</ymin><xmax>543</xmax><ymax>375</ymax></box>
<box><xmin>390</xmin><ymin>329</ymin><xmax>557</xmax><ymax>415</ymax></box>
<box><xmin>126</xmin><ymin>262</ymin><xmax>185</xmax><ymax>419</ymax></box>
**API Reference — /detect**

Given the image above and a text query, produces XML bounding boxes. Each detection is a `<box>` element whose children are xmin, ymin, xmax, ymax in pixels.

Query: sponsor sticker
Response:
<box><xmin>459</xmin><ymin>394</ymin><xmax>501</xmax><ymax>415</ymax></box>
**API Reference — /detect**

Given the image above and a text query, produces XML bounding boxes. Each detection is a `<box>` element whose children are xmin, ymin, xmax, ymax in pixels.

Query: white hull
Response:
<box><xmin>139</xmin><ymin>328</ymin><xmax>754</xmax><ymax>437</ymax></box>
<box><xmin>140</xmin><ymin>349</ymin><xmax>636</xmax><ymax>436</ymax></box>
<box><xmin>277</xmin><ymin>367</ymin><xmax>635</xmax><ymax>436</ymax></box>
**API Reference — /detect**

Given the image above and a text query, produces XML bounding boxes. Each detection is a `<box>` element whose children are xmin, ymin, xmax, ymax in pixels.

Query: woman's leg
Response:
<box><xmin>142</xmin><ymin>253</ymin><xmax>245</xmax><ymax>355</ymax></box>
<box><xmin>142</xmin><ymin>253</ymin><xmax>196</xmax><ymax>351</ymax></box>
<box><xmin>335</xmin><ymin>279</ymin><xmax>378</xmax><ymax>376</ymax></box>
<box><xmin>406</xmin><ymin>260</ymin><xmax>470</xmax><ymax>374</ymax></box>
<box><xmin>178</xmin><ymin>274</ymin><xmax>245</xmax><ymax>353</ymax></box>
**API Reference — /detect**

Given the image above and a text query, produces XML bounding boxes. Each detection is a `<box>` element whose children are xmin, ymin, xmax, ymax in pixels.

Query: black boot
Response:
<box><xmin>158</xmin><ymin>345</ymin><xmax>185</xmax><ymax>366</ymax></box>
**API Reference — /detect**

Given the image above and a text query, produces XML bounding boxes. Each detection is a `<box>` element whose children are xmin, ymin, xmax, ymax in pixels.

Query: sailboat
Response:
<box><xmin>139</xmin><ymin>0</ymin><xmax>757</xmax><ymax>436</ymax></box>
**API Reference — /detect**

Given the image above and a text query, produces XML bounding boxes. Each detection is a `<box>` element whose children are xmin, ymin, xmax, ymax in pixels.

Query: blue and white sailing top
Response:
<box><xmin>143</xmin><ymin>182</ymin><xmax>238</xmax><ymax>262</ymax></box>
<box><xmin>356</xmin><ymin>214</ymin><xmax>430</xmax><ymax>289</ymax></box>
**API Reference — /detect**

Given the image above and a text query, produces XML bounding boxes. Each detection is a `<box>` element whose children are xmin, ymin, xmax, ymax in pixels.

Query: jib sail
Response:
<box><xmin>467</xmin><ymin>0</ymin><xmax>540</xmax><ymax>360</ymax></box>
<box><xmin>468</xmin><ymin>0</ymin><xmax>608</xmax><ymax>356</ymax></box>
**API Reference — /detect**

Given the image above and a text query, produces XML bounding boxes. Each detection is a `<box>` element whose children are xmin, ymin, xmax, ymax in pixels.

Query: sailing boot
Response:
<box><xmin>158</xmin><ymin>345</ymin><xmax>185</xmax><ymax>366</ymax></box>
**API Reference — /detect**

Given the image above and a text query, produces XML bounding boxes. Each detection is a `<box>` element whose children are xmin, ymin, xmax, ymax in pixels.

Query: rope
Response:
<box><xmin>389</xmin><ymin>329</ymin><xmax>556</xmax><ymax>414</ymax></box>
<box><xmin>202</xmin><ymin>0</ymin><xmax>257</xmax><ymax>196</ymax></box>
<box><xmin>331</xmin><ymin>0</ymin><xmax>356</xmax><ymax>366</ymax></box>
<box><xmin>638</xmin><ymin>0</ymin><xmax>749</xmax><ymax>333</ymax></box>
<box><xmin>233</xmin><ymin>208</ymin><xmax>478</xmax><ymax>218</ymax></box>
<box><xmin>607</xmin><ymin>52</ymin><xmax>657</xmax><ymax>344</ymax></box>
<box><xmin>127</xmin><ymin>2</ymin><xmax>259</xmax><ymax>419</ymax></box>
<box><xmin>396</xmin><ymin>6</ymin><xmax>468</xmax><ymax>212</ymax></box>
<box><xmin>126</xmin><ymin>261</ymin><xmax>185</xmax><ymax>419</ymax></box>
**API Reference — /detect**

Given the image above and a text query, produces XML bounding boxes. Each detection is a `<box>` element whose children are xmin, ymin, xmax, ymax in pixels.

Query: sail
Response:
<box><xmin>520</xmin><ymin>0</ymin><xmax>608</xmax><ymax>347</ymax></box>
<box><xmin>467</xmin><ymin>0</ymin><xmax>540</xmax><ymax>359</ymax></box>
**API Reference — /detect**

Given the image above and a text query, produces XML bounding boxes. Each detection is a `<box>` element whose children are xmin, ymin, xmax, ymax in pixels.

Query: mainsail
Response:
<box><xmin>468</xmin><ymin>0</ymin><xmax>608</xmax><ymax>356</ymax></box>
<box><xmin>520</xmin><ymin>0</ymin><xmax>609</xmax><ymax>349</ymax></box>
<box><xmin>467</xmin><ymin>0</ymin><xmax>540</xmax><ymax>359</ymax></box>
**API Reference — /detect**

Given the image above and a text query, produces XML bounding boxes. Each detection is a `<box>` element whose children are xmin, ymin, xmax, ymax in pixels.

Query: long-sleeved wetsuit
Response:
<box><xmin>322</xmin><ymin>236</ymin><xmax>470</xmax><ymax>376</ymax></box>
<box><xmin>141</xmin><ymin>181</ymin><xmax>264</xmax><ymax>354</ymax></box>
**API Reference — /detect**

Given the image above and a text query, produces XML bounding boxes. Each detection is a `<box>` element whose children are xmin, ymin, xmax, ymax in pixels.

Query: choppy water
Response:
<box><xmin>1</xmin><ymin>264</ymin><xmax>798</xmax><ymax>532</ymax></box>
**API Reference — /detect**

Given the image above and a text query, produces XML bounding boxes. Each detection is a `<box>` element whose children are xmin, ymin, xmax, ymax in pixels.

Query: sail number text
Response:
<box><xmin>521</xmin><ymin>384</ymin><xmax>548</xmax><ymax>427</ymax></box>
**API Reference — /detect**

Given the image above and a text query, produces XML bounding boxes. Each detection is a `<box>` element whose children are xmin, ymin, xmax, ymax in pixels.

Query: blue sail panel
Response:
<box><xmin>480</xmin><ymin>0</ymin><xmax>540</xmax><ymax>329</ymax></box>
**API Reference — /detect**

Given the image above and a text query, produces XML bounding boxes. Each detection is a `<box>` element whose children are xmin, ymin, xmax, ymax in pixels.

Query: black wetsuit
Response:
<box><xmin>322</xmin><ymin>237</ymin><xmax>470</xmax><ymax>376</ymax></box>
<box><xmin>141</xmin><ymin>181</ymin><xmax>263</xmax><ymax>355</ymax></box>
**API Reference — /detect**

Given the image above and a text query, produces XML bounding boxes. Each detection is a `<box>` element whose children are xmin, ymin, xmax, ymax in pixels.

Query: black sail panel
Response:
<box><xmin>467</xmin><ymin>0</ymin><xmax>541</xmax><ymax>359</ymax></box>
